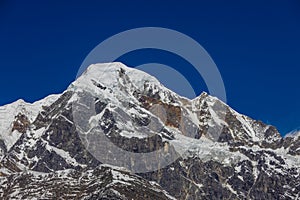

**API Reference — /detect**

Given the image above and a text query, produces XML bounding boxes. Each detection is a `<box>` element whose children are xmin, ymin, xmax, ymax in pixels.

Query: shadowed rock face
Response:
<box><xmin>0</xmin><ymin>63</ymin><xmax>299</xmax><ymax>199</ymax></box>
<box><xmin>12</xmin><ymin>114</ymin><xmax>30</xmax><ymax>134</ymax></box>
<box><xmin>140</xmin><ymin>152</ymin><xmax>300</xmax><ymax>200</ymax></box>
<box><xmin>0</xmin><ymin>166</ymin><xmax>173</xmax><ymax>200</ymax></box>
<box><xmin>283</xmin><ymin>134</ymin><xmax>300</xmax><ymax>156</ymax></box>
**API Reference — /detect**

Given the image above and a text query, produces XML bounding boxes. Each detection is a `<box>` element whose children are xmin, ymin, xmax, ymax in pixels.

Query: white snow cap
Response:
<box><xmin>74</xmin><ymin>62</ymin><xmax>161</xmax><ymax>90</ymax></box>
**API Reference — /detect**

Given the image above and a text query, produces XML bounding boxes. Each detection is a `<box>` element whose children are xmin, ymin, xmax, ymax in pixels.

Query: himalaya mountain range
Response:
<box><xmin>0</xmin><ymin>62</ymin><xmax>299</xmax><ymax>199</ymax></box>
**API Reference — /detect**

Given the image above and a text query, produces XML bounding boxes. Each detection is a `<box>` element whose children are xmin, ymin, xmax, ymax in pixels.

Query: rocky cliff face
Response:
<box><xmin>0</xmin><ymin>62</ymin><xmax>299</xmax><ymax>199</ymax></box>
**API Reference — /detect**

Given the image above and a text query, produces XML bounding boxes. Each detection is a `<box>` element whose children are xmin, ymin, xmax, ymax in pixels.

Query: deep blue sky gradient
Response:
<box><xmin>0</xmin><ymin>0</ymin><xmax>299</xmax><ymax>135</ymax></box>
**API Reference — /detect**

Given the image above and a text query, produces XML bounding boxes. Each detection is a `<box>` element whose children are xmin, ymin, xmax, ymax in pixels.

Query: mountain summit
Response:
<box><xmin>0</xmin><ymin>62</ymin><xmax>299</xmax><ymax>199</ymax></box>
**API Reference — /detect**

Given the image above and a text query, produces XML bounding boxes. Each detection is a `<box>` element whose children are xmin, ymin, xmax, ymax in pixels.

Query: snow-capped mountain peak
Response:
<box><xmin>0</xmin><ymin>94</ymin><xmax>59</xmax><ymax>151</ymax></box>
<box><xmin>0</xmin><ymin>62</ymin><xmax>299</xmax><ymax>199</ymax></box>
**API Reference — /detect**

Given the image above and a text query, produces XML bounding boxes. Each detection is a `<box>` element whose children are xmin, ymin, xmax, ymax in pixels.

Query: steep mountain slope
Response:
<box><xmin>284</xmin><ymin>131</ymin><xmax>300</xmax><ymax>156</ymax></box>
<box><xmin>0</xmin><ymin>62</ymin><xmax>299</xmax><ymax>199</ymax></box>
<box><xmin>0</xmin><ymin>95</ymin><xmax>59</xmax><ymax>152</ymax></box>
<box><xmin>0</xmin><ymin>165</ymin><xmax>175</xmax><ymax>200</ymax></box>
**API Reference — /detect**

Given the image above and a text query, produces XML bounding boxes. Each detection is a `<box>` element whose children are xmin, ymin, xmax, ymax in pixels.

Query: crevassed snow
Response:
<box><xmin>171</xmin><ymin>132</ymin><xmax>248</xmax><ymax>165</ymax></box>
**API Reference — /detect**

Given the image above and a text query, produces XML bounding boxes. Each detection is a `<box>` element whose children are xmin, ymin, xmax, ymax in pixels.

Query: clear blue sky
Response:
<box><xmin>0</xmin><ymin>0</ymin><xmax>299</xmax><ymax>135</ymax></box>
